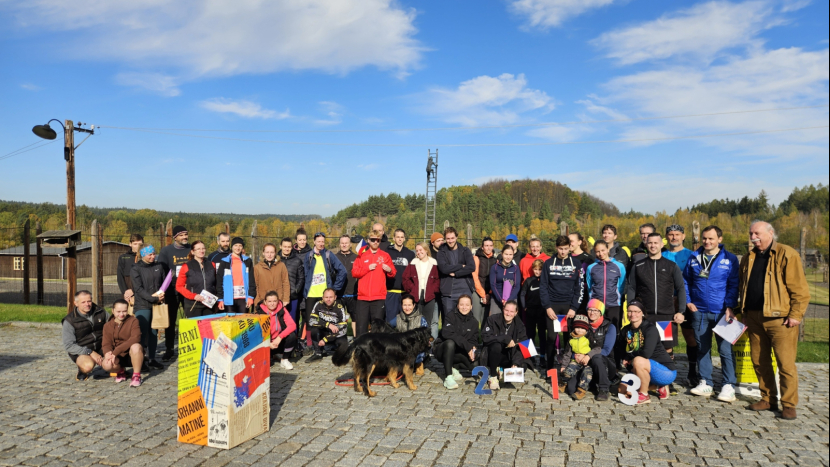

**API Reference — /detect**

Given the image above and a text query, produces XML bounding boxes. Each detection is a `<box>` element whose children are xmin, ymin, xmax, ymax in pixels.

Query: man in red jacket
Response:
<box><xmin>520</xmin><ymin>237</ymin><xmax>550</xmax><ymax>284</ymax></box>
<box><xmin>352</xmin><ymin>229</ymin><xmax>396</xmax><ymax>337</ymax></box>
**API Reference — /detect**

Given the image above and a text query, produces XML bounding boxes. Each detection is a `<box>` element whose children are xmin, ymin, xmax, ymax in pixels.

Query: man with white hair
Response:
<box><xmin>738</xmin><ymin>221</ymin><xmax>810</xmax><ymax>420</ymax></box>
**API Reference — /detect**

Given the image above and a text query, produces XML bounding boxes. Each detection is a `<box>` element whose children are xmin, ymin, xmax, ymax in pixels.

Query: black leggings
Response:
<box><xmin>273</xmin><ymin>332</ymin><xmax>298</xmax><ymax>354</ymax></box>
<box><xmin>354</xmin><ymin>300</ymin><xmax>385</xmax><ymax>337</ymax></box>
<box><xmin>486</xmin><ymin>342</ymin><xmax>515</xmax><ymax>375</ymax></box>
<box><xmin>434</xmin><ymin>340</ymin><xmax>475</xmax><ymax>377</ymax></box>
<box><xmin>225</xmin><ymin>298</ymin><xmax>250</xmax><ymax>314</ymax></box>
<box><xmin>309</xmin><ymin>328</ymin><xmax>347</xmax><ymax>351</ymax></box>
<box><xmin>525</xmin><ymin>309</ymin><xmax>547</xmax><ymax>360</ymax></box>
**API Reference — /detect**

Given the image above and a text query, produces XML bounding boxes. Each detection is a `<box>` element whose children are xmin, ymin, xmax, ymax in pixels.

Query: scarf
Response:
<box><xmin>395</xmin><ymin>308</ymin><xmax>424</xmax><ymax>332</ymax></box>
<box><xmin>590</xmin><ymin>316</ymin><xmax>604</xmax><ymax>330</ymax></box>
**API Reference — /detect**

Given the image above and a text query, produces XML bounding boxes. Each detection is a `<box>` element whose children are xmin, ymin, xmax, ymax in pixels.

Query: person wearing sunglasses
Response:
<box><xmin>352</xmin><ymin>229</ymin><xmax>396</xmax><ymax>336</ymax></box>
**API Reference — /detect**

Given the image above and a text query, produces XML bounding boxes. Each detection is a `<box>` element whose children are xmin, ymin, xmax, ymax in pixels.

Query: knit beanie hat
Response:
<box><xmin>572</xmin><ymin>314</ymin><xmax>591</xmax><ymax>331</ymax></box>
<box><xmin>586</xmin><ymin>298</ymin><xmax>605</xmax><ymax>315</ymax></box>
<box><xmin>172</xmin><ymin>225</ymin><xmax>187</xmax><ymax>238</ymax></box>
<box><xmin>430</xmin><ymin>232</ymin><xmax>443</xmax><ymax>243</ymax></box>
<box><xmin>231</xmin><ymin>237</ymin><xmax>245</xmax><ymax>247</ymax></box>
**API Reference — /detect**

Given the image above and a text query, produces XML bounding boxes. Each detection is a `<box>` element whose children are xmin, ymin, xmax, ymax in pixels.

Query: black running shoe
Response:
<box><xmin>669</xmin><ymin>383</ymin><xmax>679</xmax><ymax>396</ymax></box>
<box><xmin>596</xmin><ymin>391</ymin><xmax>610</xmax><ymax>402</ymax></box>
<box><xmin>161</xmin><ymin>351</ymin><xmax>174</xmax><ymax>362</ymax></box>
<box><xmin>148</xmin><ymin>360</ymin><xmax>164</xmax><ymax>370</ymax></box>
<box><xmin>141</xmin><ymin>362</ymin><xmax>150</xmax><ymax>373</ymax></box>
<box><xmin>306</xmin><ymin>353</ymin><xmax>323</xmax><ymax>363</ymax></box>
<box><xmin>76</xmin><ymin>370</ymin><xmax>90</xmax><ymax>381</ymax></box>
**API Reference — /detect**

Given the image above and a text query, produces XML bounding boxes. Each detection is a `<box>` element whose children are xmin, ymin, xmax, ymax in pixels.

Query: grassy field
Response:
<box><xmin>0</xmin><ymin>303</ymin><xmax>67</xmax><ymax>323</ymax></box>
<box><xmin>806</xmin><ymin>269</ymin><xmax>829</xmax><ymax>305</ymax></box>
<box><xmin>2</xmin><ymin>303</ymin><xmax>827</xmax><ymax>362</ymax></box>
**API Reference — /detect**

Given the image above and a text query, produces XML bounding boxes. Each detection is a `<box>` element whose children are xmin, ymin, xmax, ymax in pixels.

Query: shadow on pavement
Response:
<box><xmin>0</xmin><ymin>355</ymin><xmax>43</xmax><ymax>372</ymax></box>
<box><xmin>269</xmin><ymin>372</ymin><xmax>298</xmax><ymax>427</ymax></box>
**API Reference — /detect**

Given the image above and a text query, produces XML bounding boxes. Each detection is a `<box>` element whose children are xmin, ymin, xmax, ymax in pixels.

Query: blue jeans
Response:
<box><xmin>692</xmin><ymin>311</ymin><xmax>736</xmax><ymax>386</ymax></box>
<box><xmin>134</xmin><ymin>309</ymin><xmax>158</xmax><ymax>362</ymax></box>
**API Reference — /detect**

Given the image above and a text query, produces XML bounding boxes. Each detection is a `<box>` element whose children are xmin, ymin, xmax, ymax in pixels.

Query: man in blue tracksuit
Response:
<box><xmin>684</xmin><ymin>225</ymin><xmax>740</xmax><ymax>402</ymax></box>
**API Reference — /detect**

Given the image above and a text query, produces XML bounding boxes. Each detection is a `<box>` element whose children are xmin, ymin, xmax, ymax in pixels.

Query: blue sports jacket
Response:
<box><xmin>683</xmin><ymin>245</ymin><xmax>739</xmax><ymax>314</ymax></box>
<box><xmin>302</xmin><ymin>249</ymin><xmax>348</xmax><ymax>297</ymax></box>
<box><xmin>585</xmin><ymin>258</ymin><xmax>626</xmax><ymax>307</ymax></box>
<box><xmin>216</xmin><ymin>254</ymin><xmax>255</xmax><ymax>304</ymax></box>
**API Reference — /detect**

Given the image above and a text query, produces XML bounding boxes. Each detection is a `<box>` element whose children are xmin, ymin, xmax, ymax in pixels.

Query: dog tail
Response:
<box><xmin>332</xmin><ymin>338</ymin><xmax>355</xmax><ymax>366</ymax></box>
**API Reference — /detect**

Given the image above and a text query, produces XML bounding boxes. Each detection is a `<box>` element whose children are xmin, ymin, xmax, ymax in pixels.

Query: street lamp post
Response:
<box><xmin>32</xmin><ymin>119</ymin><xmax>94</xmax><ymax>311</ymax></box>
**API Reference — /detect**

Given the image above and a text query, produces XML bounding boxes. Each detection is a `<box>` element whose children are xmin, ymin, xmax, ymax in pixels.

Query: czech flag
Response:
<box><xmin>552</xmin><ymin>315</ymin><xmax>569</xmax><ymax>333</ymax></box>
<box><xmin>518</xmin><ymin>339</ymin><xmax>538</xmax><ymax>359</ymax></box>
<box><xmin>356</xmin><ymin>239</ymin><xmax>369</xmax><ymax>255</ymax></box>
<box><xmin>656</xmin><ymin>321</ymin><xmax>673</xmax><ymax>341</ymax></box>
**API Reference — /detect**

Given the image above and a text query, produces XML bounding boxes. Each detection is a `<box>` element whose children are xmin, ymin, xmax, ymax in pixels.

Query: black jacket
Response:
<box><xmin>481</xmin><ymin>313</ymin><xmax>529</xmax><ymax>368</ymax></box>
<box><xmin>130</xmin><ymin>260</ymin><xmax>166</xmax><ymax>310</ymax></box>
<box><xmin>434</xmin><ymin>308</ymin><xmax>480</xmax><ymax>353</ymax></box>
<box><xmin>207</xmin><ymin>248</ymin><xmax>230</xmax><ymax>266</ymax></box>
<box><xmin>333</xmin><ymin>250</ymin><xmax>358</xmax><ymax>296</ymax></box>
<box><xmin>475</xmin><ymin>248</ymin><xmax>498</xmax><ymax>296</ymax></box>
<box><xmin>519</xmin><ymin>276</ymin><xmax>542</xmax><ymax>315</ymax></box>
<box><xmin>386</xmin><ymin>245</ymin><xmax>415</xmax><ymax>291</ymax></box>
<box><xmin>181</xmin><ymin>258</ymin><xmax>217</xmax><ymax>310</ymax></box>
<box><xmin>116</xmin><ymin>251</ymin><xmax>139</xmax><ymax>294</ymax></box>
<box><xmin>436</xmin><ymin>243</ymin><xmax>476</xmax><ymax>296</ymax></box>
<box><xmin>627</xmin><ymin>256</ymin><xmax>687</xmax><ymax>318</ymax></box>
<box><xmin>617</xmin><ymin>319</ymin><xmax>676</xmax><ymax>370</ymax></box>
<box><xmin>539</xmin><ymin>255</ymin><xmax>583</xmax><ymax>311</ymax></box>
<box><xmin>62</xmin><ymin>304</ymin><xmax>108</xmax><ymax>352</ymax></box>
<box><xmin>279</xmin><ymin>249</ymin><xmax>306</xmax><ymax>301</ymax></box>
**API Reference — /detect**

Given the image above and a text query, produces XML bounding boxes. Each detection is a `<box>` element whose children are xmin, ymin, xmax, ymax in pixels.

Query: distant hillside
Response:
<box><xmin>332</xmin><ymin>178</ymin><xmax>618</xmax><ymax>230</ymax></box>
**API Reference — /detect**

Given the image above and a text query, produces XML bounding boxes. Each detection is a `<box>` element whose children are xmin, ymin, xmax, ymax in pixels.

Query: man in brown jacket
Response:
<box><xmin>738</xmin><ymin>221</ymin><xmax>810</xmax><ymax>420</ymax></box>
<box><xmin>253</xmin><ymin>243</ymin><xmax>291</xmax><ymax>306</ymax></box>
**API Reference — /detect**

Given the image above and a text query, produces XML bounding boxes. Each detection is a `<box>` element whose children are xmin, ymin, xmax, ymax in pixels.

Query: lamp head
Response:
<box><xmin>32</xmin><ymin>124</ymin><xmax>57</xmax><ymax>140</ymax></box>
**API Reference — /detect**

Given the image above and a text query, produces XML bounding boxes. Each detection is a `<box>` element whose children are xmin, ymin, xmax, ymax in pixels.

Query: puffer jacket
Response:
<box><xmin>736</xmin><ymin>241</ymin><xmax>810</xmax><ymax>320</ymax></box>
<box><xmin>279</xmin><ymin>249</ymin><xmax>305</xmax><ymax>301</ymax></box>
<box><xmin>481</xmin><ymin>313</ymin><xmax>529</xmax><ymax>368</ymax></box>
<box><xmin>683</xmin><ymin>245</ymin><xmax>739</xmax><ymax>314</ymax></box>
<box><xmin>130</xmin><ymin>260</ymin><xmax>165</xmax><ymax>310</ymax></box>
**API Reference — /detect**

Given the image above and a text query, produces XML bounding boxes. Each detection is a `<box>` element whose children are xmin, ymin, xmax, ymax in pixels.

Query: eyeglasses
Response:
<box><xmin>368</xmin><ymin>238</ymin><xmax>380</xmax><ymax>242</ymax></box>
<box><xmin>587</xmin><ymin>308</ymin><xmax>601</xmax><ymax>313</ymax></box>
<box><xmin>314</xmin><ymin>232</ymin><xmax>325</xmax><ymax>239</ymax></box>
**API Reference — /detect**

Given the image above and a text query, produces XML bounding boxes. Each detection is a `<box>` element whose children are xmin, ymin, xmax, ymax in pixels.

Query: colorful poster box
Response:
<box><xmin>177</xmin><ymin>313</ymin><xmax>271</xmax><ymax>449</ymax></box>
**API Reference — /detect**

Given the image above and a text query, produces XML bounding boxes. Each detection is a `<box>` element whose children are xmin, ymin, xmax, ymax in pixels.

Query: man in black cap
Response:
<box><xmin>157</xmin><ymin>225</ymin><xmax>190</xmax><ymax>361</ymax></box>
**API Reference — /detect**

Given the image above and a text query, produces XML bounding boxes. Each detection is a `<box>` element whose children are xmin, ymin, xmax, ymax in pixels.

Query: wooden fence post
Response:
<box><xmin>91</xmin><ymin>220</ymin><xmax>101</xmax><ymax>305</ymax></box>
<box><xmin>251</xmin><ymin>221</ymin><xmax>258</xmax><ymax>262</ymax></box>
<box><xmin>36</xmin><ymin>221</ymin><xmax>43</xmax><ymax>305</ymax></box>
<box><xmin>559</xmin><ymin>221</ymin><xmax>568</xmax><ymax>236</ymax></box>
<box><xmin>23</xmin><ymin>219</ymin><xmax>30</xmax><ymax>305</ymax></box>
<box><xmin>800</xmin><ymin>227</ymin><xmax>807</xmax><ymax>263</ymax></box>
<box><xmin>159</xmin><ymin>223</ymin><xmax>165</xmax><ymax>249</ymax></box>
<box><xmin>692</xmin><ymin>221</ymin><xmax>701</xmax><ymax>251</ymax></box>
<box><xmin>466</xmin><ymin>224</ymin><xmax>473</xmax><ymax>249</ymax></box>
<box><xmin>225</xmin><ymin>222</ymin><xmax>230</xmax><ymax>235</ymax></box>
<box><xmin>166</xmin><ymin>220</ymin><xmax>173</xmax><ymax>246</ymax></box>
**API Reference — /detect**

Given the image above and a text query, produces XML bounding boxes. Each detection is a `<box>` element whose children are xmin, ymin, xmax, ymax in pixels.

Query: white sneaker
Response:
<box><xmin>690</xmin><ymin>381</ymin><xmax>713</xmax><ymax>397</ymax></box>
<box><xmin>717</xmin><ymin>384</ymin><xmax>736</xmax><ymax>402</ymax></box>
<box><xmin>488</xmin><ymin>377</ymin><xmax>500</xmax><ymax>391</ymax></box>
<box><xmin>280</xmin><ymin>359</ymin><xmax>294</xmax><ymax>370</ymax></box>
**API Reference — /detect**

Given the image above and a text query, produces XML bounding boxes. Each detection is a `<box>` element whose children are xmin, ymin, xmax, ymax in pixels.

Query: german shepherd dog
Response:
<box><xmin>333</xmin><ymin>327</ymin><xmax>432</xmax><ymax>397</ymax></box>
<box><xmin>368</xmin><ymin>319</ymin><xmax>426</xmax><ymax>376</ymax></box>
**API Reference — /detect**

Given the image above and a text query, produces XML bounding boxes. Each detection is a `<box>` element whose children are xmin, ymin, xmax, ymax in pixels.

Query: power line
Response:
<box><xmin>0</xmin><ymin>140</ymin><xmax>58</xmax><ymax>162</ymax></box>
<box><xmin>98</xmin><ymin>104</ymin><xmax>829</xmax><ymax>134</ymax></box>
<box><xmin>95</xmin><ymin>125</ymin><xmax>829</xmax><ymax>148</ymax></box>
<box><xmin>1</xmin><ymin>140</ymin><xmax>46</xmax><ymax>159</ymax></box>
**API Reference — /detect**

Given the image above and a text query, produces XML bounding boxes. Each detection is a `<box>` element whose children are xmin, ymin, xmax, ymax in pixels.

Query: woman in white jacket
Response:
<box><xmin>402</xmin><ymin>242</ymin><xmax>441</xmax><ymax>339</ymax></box>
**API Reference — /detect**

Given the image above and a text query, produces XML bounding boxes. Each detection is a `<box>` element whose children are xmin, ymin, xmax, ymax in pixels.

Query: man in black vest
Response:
<box><xmin>62</xmin><ymin>290</ymin><xmax>109</xmax><ymax>381</ymax></box>
<box><xmin>333</xmin><ymin>234</ymin><xmax>358</xmax><ymax>336</ymax></box>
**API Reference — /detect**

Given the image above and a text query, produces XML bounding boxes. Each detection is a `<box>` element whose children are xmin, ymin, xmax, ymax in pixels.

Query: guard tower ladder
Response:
<box><xmin>424</xmin><ymin>149</ymin><xmax>438</xmax><ymax>241</ymax></box>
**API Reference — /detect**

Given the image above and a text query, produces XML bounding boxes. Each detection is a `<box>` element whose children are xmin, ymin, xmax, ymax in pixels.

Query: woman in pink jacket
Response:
<box><xmin>257</xmin><ymin>290</ymin><xmax>297</xmax><ymax>370</ymax></box>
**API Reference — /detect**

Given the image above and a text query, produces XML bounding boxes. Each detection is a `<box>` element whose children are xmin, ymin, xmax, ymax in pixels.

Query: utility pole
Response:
<box><xmin>65</xmin><ymin>119</ymin><xmax>76</xmax><ymax>312</ymax></box>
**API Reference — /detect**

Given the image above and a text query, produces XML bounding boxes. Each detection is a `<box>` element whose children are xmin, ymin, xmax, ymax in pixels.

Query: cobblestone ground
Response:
<box><xmin>0</xmin><ymin>324</ymin><xmax>827</xmax><ymax>467</ymax></box>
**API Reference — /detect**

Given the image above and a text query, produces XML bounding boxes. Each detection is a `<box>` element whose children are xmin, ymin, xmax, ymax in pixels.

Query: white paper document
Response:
<box><xmin>713</xmin><ymin>315</ymin><xmax>747</xmax><ymax>345</ymax></box>
<box><xmin>200</xmin><ymin>289</ymin><xmax>218</xmax><ymax>309</ymax></box>
<box><xmin>503</xmin><ymin>367</ymin><xmax>525</xmax><ymax>383</ymax></box>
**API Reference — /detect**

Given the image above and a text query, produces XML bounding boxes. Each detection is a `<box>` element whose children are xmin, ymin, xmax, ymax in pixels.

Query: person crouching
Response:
<box><xmin>256</xmin><ymin>291</ymin><xmax>297</xmax><ymax>371</ymax></box>
<box><xmin>306</xmin><ymin>289</ymin><xmax>349</xmax><ymax>363</ymax></box>
<box><xmin>101</xmin><ymin>299</ymin><xmax>144</xmax><ymax>388</ymax></box>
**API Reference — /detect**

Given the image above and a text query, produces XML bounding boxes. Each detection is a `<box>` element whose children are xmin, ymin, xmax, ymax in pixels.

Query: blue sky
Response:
<box><xmin>1</xmin><ymin>0</ymin><xmax>827</xmax><ymax>216</ymax></box>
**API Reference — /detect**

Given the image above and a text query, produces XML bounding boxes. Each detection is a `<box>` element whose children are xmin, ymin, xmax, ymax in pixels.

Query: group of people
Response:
<box><xmin>63</xmin><ymin>219</ymin><xmax>809</xmax><ymax>419</ymax></box>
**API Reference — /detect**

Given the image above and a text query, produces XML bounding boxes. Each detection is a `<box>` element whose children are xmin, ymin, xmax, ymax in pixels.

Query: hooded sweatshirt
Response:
<box><xmin>539</xmin><ymin>255</ymin><xmax>583</xmax><ymax>311</ymax></box>
<box><xmin>519</xmin><ymin>252</ymin><xmax>550</xmax><ymax>284</ymax></box>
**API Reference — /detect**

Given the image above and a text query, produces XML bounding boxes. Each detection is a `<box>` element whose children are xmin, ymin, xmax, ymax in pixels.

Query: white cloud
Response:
<box><xmin>583</xmin><ymin>1</ymin><xmax>829</xmax><ymax>158</ymax></box>
<box><xmin>6</xmin><ymin>0</ymin><xmax>423</xmax><ymax>83</ymax></box>
<box><xmin>358</xmin><ymin>163</ymin><xmax>379</xmax><ymax>170</ymax></box>
<box><xmin>200</xmin><ymin>98</ymin><xmax>290</xmax><ymax>119</ymax></box>
<box><xmin>508</xmin><ymin>0</ymin><xmax>618</xmax><ymax>29</ymax></box>
<box><xmin>422</xmin><ymin>73</ymin><xmax>553</xmax><ymax>126</ymax></box>
<box><xmin>20</xmin><ymin>83</ymin><xmax>41</xmax><ymax>91</ymax></box>
<box><xmin>592</xmin><ymin>1</ymin><xmax>776</xmax><ymax>65</ymax></box>
<box><xmin>115</xmin><ymin>72</ymin><xmax>180</xmax><ymax>96</ymax></box>
<box><xmin>780</xmin><ymin>0</ymin><xmax>811</xmax><ymax>12</ymax></box>
<box><xmin>315</xmin><ymin>101</ymin><xmax>344</xmax><ymax>125</ymax></box>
